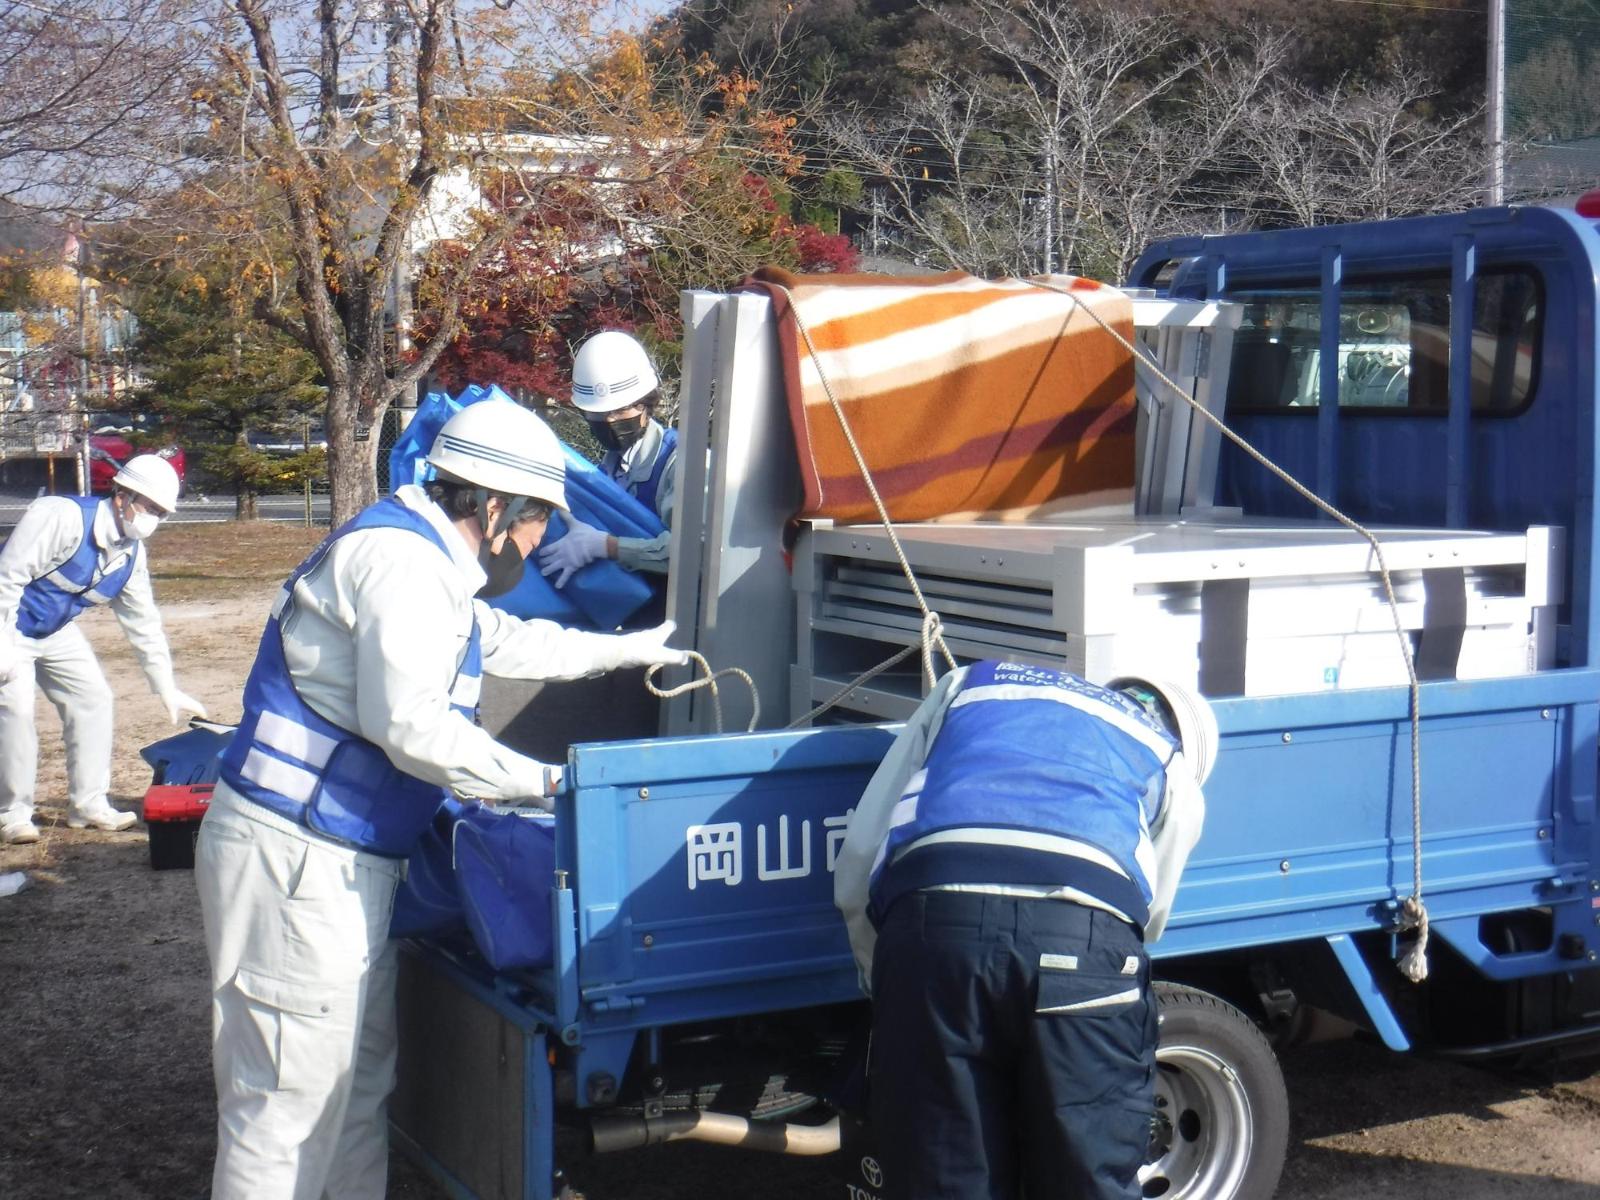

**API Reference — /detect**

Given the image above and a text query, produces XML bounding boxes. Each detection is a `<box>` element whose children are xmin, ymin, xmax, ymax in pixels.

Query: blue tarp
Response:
<box><xmin>387</xmin><ymin>390</ymin><xmax>452</xmax><ymax>491</ymax></box>
<box><xmin>389</xmin><ymin>388</ymin><xmax>664</xmax><ymax>631</ymax></box>
<box><xmin>139</xmin><ymin>725</ymin><xmax>228</xmax><ymax>786</ymax></box>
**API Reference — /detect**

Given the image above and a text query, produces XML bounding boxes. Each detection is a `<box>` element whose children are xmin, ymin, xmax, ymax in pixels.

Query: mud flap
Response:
<box><xmin>824</xmin><ymin>1018</ymin><xmax>890</xmax><ymax>1200</ymax></box>
<box><xmin>834</xmin><ymin>1111</ymin><xmax>890</xmax><ymax>1200</ymax></box>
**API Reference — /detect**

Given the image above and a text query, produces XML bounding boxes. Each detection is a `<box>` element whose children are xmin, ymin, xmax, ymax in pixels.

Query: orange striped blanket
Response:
<box><xmin>745</xmin><ymin>267</ymin><xmax>1136</xmax><ymax>524</ymax></box>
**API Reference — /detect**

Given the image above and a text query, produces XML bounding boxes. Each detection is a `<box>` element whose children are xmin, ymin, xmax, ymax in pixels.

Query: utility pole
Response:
<box><xmin>74</xmin><ymin>225</ymin><xmax>88</xmax><ymax>495</ymax></box>
<box><xmin>1486</xmin><ymin>0</ymin><xmax>1506</xmax><ymax>206</ymax></box>
<box><xmin>1042</xmin><ymin>144</ymin><xmax>1056</xmax><ymax>276</ymax></box>
<box><xmin>387</xmin><ymin>0</ymin><xmax>418</xmax><ymax>433</ymax></box>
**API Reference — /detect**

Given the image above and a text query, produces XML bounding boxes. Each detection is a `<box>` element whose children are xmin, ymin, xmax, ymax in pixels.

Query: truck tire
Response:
<box><xmin>1140</xmin><ymin>983</ymin><xmax>1289</xmax><ymax>1200</ymax></box>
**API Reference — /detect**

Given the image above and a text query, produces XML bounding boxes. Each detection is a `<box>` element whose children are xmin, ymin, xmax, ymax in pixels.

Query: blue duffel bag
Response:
<box><xmin>452</xmin><ymin>805</ymin><xmax>559</xmax><ymax>970</ymax></box>
<box><xmin>389</xmin><ymin>798</ymin><xmax>468</xmax><ymax>940</ymax></box>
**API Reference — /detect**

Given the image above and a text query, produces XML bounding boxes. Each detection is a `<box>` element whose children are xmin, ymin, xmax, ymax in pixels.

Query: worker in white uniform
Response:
<box><xmin>537</xmin><ymin>330</ymin><xmax>679</xmax><ymax>588</ymax></box>
<box><xmin>0</xmin><ymin>454</ymin><xmax>206</xmax><ymax>844</ymax></box>
<box><xmin>194</xmin><ymin>401</ymin><xmax>690</xmax><ymax>1200</ymax></box>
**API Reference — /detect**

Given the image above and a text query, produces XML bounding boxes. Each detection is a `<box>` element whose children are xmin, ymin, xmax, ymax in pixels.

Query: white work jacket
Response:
<box><xmin>275</xmin><ymin>485</ymin><xmax>640</xmax><ymax>803</ymax></box>
<box><xmin>0</xmin><ymin>495</ymin><xmax>176</xmax><ymax>692</ymax></box>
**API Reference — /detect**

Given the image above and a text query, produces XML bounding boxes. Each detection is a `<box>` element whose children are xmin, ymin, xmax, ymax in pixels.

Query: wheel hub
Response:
<box><xmin>1137</xmin><ymin>1044</ymin><xmax>1256</xmax><ymax>1199</ymax></box>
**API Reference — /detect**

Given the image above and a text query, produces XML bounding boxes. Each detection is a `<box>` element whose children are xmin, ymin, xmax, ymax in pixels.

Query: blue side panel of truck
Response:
<box><xmin>547</xmin><ymin>725</ymin><xmax>899</xmax><ymax>1092</ymax></box>
<box><xmin>476</xmin><ymin>652</ymin><xmax>1596</xmax><ymax>1103</ymax></box>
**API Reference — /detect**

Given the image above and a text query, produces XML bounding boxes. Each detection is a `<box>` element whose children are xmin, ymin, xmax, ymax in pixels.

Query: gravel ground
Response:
<box><xmin>4</xmin><ymin>522</ymin><xmax>1600</xmax><ymax>1199</ymax></box>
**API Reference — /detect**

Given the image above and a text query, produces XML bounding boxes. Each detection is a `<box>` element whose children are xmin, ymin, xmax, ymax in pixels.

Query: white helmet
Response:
<box><xmin>113</xmin><ymin>454</ymin><xmax>180</xmax><ymax>514</ymax></box>
<box><xmin>571</xmin><ymin>331</ymin><xmax>660</xmax><ymax>414</ymax></box>
<box><xmin>426</xmin><ymin>401</ymin><xmax>567</xmax><ymax>510</ymax></box>
<box><xmin>1108</xmin><ymin>675</ymin><xmax>1219</xmax><ymax>786</ymax></box>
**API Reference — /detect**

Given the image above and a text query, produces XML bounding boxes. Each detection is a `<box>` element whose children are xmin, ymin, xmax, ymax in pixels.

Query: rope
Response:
<box><xmin>1025</xmin><ymin>278</ymin><xmax>1430</xmax><ymax>982</ymax></box>
<box><xmin>645</xmin><ymin>651</ymin><xmax>761</xmax><ymax>734</ymax></box>
<box><xmin>787</xmin><ymin>612</ymin><xmax>947</xmax><ymax>729</ymax></box>
<box><xmin>772</xmin><ymin>284</ymin><xmax>958</xmax><ymax>691</ymax></box>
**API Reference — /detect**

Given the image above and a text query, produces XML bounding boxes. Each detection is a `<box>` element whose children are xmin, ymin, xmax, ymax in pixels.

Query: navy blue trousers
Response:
<box><xmin>868</xmin><ymin>891</ymin><xmax>1157</xmax><ymax>1200</ymax></box>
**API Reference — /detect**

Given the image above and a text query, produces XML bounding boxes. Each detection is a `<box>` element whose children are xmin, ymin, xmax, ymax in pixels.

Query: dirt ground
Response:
<box><xmin>4</xmin><ymin>522</ymin><xmax>1600</xmax><ymax>1199</ymax></box>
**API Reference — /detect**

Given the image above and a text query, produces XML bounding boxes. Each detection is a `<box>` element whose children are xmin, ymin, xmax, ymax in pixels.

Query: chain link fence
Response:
<box><xmin>1505</xmin><ymin>0</ymin><xmax>1600</xmax><ymax>199</ymax></box>
<box><xmin>0</xmin><ymin>393</ymin><xmax>605</xmax><ymax>530</ymax></box>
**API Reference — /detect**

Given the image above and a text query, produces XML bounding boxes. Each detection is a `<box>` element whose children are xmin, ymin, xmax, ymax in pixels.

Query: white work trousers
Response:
<box><xmin>0</xmin><ymin>622</ymin><xmax>112</xmax><ymax>827</ymax></box>
<box><xmin>195</xmin><ymin>783</ymin><xmax>404</xmax><ymax>1200</ymax></box>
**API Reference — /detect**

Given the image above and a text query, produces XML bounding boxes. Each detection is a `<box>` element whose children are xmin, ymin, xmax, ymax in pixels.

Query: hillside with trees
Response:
<box><xmin>0</xmin><ymin>0</ymin><xmax>1513</xmax><ymax>510</ymax></box>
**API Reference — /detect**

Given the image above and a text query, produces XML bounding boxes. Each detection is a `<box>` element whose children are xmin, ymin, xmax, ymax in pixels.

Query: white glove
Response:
<box><xmin>537</xmin><ymin>519</ymin><xmax>612</xmax><ymax>589</ymax></box>
<box><xmin>491</xmin><ymin>763</ymin><xmax>564</xmax><ymax>813</ymax></box>
<box><xmin>601</xmin><ymin>620</ymin><xmax>691</xmax><ymax>671</ymax></box>
<box><xmin>158</xmin><ymin>684</ymin><xmax>208</xmax><ymax>725</ymax></box>
<box><xmin>541</xmin><ymin>762</ymin><xmax>565</xmax><ymax>797</ymax></box>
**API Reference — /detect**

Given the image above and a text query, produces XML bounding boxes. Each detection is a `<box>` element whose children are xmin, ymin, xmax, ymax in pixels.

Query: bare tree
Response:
<box><xmin>824</xmin><ymin>79</ymin><xmax>1038</xmax><ymax>275</ymax></box>
<box><xmin>822</xmin><ymin>1</ymin><xmax>1283</xmax><ymax>280</ymax></box>
<box><xmin>1067</xmin><ymin>30</ymin><xmax>1285</xmax><ymax>278</ymax></box>
<box><xmin>161</xmin><ymin>0</ymin><xmax>773</xmax><ymax>521</ymax></box>
<box><xmin>945</xmin><ymin>0</ymin><xmax>1216</xmax><ymax>276</ymax></box>
<box><xmin>1238</xmin><ymin>66</ymin><xmax>1485</xmax><ymax>226</ymax></box>
<box><xmin>0</xmin><ymin>0</ymin><xmax>196</xmax><ymax>216</ymax></box>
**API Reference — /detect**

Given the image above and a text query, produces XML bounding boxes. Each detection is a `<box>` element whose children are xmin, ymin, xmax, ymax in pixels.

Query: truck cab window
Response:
<box><xmin>1225</xmin><ymin>271</ymin><xmax>1541</xmax><ymax>416</ymax></box>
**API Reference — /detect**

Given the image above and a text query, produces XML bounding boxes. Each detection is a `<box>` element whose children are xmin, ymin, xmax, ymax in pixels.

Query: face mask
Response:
<box><xmin>476</xmin><ymin>533</ymin><xmax>527</xmax><ymax>598</ymax></box>
<box><xmin>123</xmin><ymin>509</ymin><xmax>161</xmax><ymax>541</ymax></box>
<box><xmin>589</xmin><ymin>411</ymin><xmax>648</xmax><ymax>454</ymax></box>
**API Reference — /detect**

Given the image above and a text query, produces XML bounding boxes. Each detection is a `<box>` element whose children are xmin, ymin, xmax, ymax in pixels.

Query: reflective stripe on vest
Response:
<box><xmin>868</xmin><ymin>660</ymin><xmax>1176</xmax><ymax>931</ymax></box>
<box><xmin>217</xmin><ymin>496</ymin><xmax>481</xmax><ymax>857</ymax></box>
<box><xmin>17</xmin><ymin>496</ymin><xmax>138</xmax><ymax>639</ymax></box>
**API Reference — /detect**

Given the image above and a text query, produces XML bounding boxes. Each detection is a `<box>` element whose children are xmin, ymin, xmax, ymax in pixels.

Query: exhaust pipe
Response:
<box><xmin>590</xmin><ymin>1111</ymin><xmax>841</xmax><ymax>1157</ymax></box>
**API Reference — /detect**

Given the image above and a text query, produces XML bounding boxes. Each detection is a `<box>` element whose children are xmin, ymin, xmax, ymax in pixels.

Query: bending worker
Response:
<box><xmin>834</xmin><ymin>660</ymin><xmax>1214</xmax><ymax>1200</ymax></box>
<box><xmin>0</xmin><ymin>454</ymin><xmax>205</xmax><ymax>844</ymax></box>
<box><xmin>538</xmin><ymin>330</ymin><xmax>678</xmax><ymax>588</ymax></box>
<box><xmin>194</xmin><ymin>401</ymin><xmax>689</xmax><ymax>1200</ymax></box>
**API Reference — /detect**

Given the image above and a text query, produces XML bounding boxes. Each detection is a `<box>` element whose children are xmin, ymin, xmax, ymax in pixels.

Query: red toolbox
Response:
<box><xmin>142</xmin><ymin>784</ymin><xmax>213</xmax><ymax>870</ymax></box>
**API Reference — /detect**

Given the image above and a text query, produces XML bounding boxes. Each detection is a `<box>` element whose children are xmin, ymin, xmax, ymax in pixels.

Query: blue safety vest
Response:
<box><xmin>17</xmin><ymin>496</ymin><xmax>138</xmax><ymax>639</ymax></box>
<box><xmin>868</xmin><ymin>661</ymin><xmax>1177</xmax><ymax>931</ymax></box>
<box><xmin>603</xmin><ymin>425</ymin><xmax>678</xmax><ymax>520</ymax></box>
<box><xmin>218</xmin><ymin>496</ymin><xmax>482</xmax><ymax>858</ymax></box>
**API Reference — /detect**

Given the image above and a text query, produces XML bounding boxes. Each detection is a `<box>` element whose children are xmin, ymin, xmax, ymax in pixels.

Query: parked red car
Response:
<box><xmin>88</xmin><ymin>426</ymin><xmax>187</xmax><ymax>498</ymax></box>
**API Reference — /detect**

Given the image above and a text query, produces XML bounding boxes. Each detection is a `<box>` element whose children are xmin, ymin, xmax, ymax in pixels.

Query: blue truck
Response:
<box><xmin>388</xmin><ymin>197</ymin><xmax>1600</xmax><ymax>1200</ymax></box>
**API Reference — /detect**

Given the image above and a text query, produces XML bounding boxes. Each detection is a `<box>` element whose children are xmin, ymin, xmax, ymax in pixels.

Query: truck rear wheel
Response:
<box><xmin>1140</xmin><ymin>983</ymin><xmax>1289</xmax><ymax>1200</ymax></box>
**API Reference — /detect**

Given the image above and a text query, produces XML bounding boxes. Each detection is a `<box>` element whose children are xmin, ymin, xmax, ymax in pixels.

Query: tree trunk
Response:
<box><xmin>326</xmin><ymin>383</ymin><xmax>387</xmax><ymax>525</ymax></box>
<box><xmin>232</xmin><ymin>433</ymin><xmax>258</xmax><ymax>520</ymax></box>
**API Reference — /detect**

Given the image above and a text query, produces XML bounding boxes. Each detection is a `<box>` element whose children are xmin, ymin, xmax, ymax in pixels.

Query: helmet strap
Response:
<box><xmin>475</xmin><ymin>488</ymin><xmax>530</xmax><ymax>543</ymax></box>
